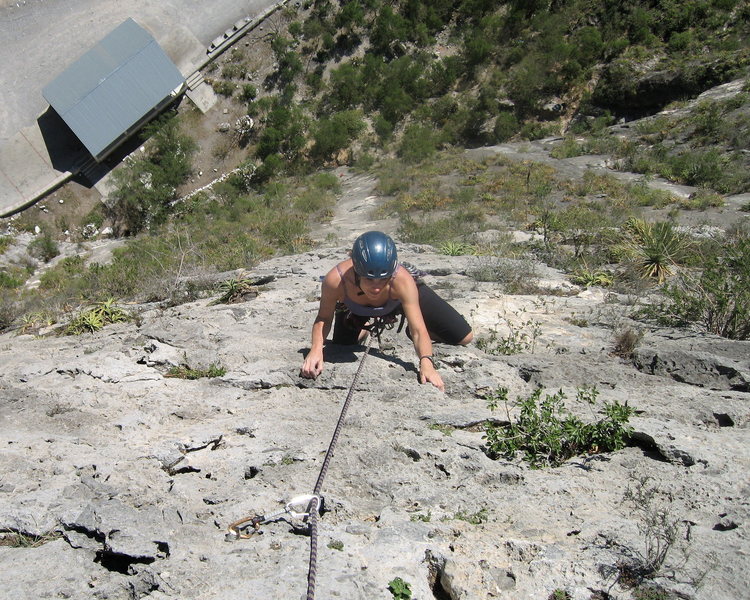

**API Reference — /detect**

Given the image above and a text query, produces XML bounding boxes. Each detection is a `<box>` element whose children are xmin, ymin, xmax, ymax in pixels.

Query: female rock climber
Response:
<box><xmin>300</xmin><ymin>231</ymin><xmax>473</xmax><ymax>391</ymax></box>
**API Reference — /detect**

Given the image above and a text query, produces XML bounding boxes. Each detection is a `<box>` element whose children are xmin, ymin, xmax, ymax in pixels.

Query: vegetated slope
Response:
<box><xmin>1</xmin><ymin>0</ymin><xmax>750</xmax><ymax>337</ymax></box>
<box><xmin>206</xmin><ymin>0</ymin><xmax>750</xmax><ymax>186</ymax></box>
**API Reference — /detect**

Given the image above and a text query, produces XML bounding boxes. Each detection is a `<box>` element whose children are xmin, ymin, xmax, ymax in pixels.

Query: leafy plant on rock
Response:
<box><xmin>165</xmin><ymin>363</ymin><xmax>226</xmax><ymax>380</ymax></box>
<box><xmin>215</xmin><ymin>275</ymin><xmax>274</xmax><ymax>304</ymax></box>
<box><xmin>619</xmin><ymin>476</ymin><xmax>683</xmax><ymax>584</ymax></box>
<box><xmin>571</xmin><ymin>268</ymin><xmax>614</xmax><ymax>288</ymax></box>
<box><xmin>65</xmin><ymin>298</ymin><xmax>129</xmax><ymax>335</ymax></box>
<box><xmin>388</xmin><ymin>577</ymin><xmax>412</xmax><ymax>600</ymax></box>
<box><xmin>0</xmin><ymin>530</ymin><xmax>62</xmax><ymax>548</ymax></box>
<box><xmin>612</xmin><ymin>327</ymin><xmax>644</xmax><ymax>358</ymax></box>
<box><xmin>652</xmin><ymin>234</ymin><xmax>750</xmax><ymax>340</ymax></box>
<box><xmin>438</xmin><ymin>240</ymin><xmax>477</xmax><ymax>256</ymax></box>
<box><xmin>477</xmin><ymin>316</ymin><xmax>541</xmax><ymax>355</ymax></box>
<box><xmin>483</xmin><ymin>386</ymin><xmax>633</xmax><ymax>468</ymax></box>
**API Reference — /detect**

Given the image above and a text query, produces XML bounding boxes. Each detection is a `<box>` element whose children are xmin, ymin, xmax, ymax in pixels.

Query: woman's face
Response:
<box><xmin>359</xmin><ymin>276</ymin><xmax>390</xmax><ymax>298</ymax></box>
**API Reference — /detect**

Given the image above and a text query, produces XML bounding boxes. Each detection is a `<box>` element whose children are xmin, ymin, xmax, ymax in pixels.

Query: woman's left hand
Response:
<box><xmin>419</xmin><ymin>364</ymin><xmax>444</xmax><ymax>392</ymax></box>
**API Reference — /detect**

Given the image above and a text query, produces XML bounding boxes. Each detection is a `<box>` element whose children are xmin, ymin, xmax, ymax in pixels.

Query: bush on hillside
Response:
<box><xmin>398</xmin><ymin>125</ymin><xmax>440</xmax><ymax>163</ymax></box>
<box><xmin>27</xmin><ymin>231</ymin><xmax>59</xmax><ymax>263</ymax></box>
<box><xmin>651</xmin><ymin>235</ymin><xmax>750</xmax><ymax>340</ymax></box>
<box><xmin>106</xmin><ymin>114</ymin><xmax>196</xmax><ymax>236</ymax></box>
<box><xmin>311</xmin><ymin>110</ymin><xmax>365</xmax><ymax>162</ymax></box>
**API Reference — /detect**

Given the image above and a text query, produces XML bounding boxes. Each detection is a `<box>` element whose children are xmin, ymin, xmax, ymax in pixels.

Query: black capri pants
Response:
<box><xmin>332</xmin><ymin>283</ymin><xmax>471</xmax><ymax>345</ymax></box>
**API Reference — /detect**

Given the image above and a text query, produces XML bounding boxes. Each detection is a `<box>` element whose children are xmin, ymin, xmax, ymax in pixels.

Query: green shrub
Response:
<box><xmin>399</xmin><ymin>212</ymin><xmax>483</xmax><ymax>245</ymax></box>
<box><xmin>654</xmin><ymin>236</ymin><xmax>750</xmax><ymax>339</ymax></box>
<box><xmin>311</xmin><ymin>110</ymin><xmax>364</xmax><ymax>161</ymax></box>
<box><xmin>311</xmin><ymin>172</ymin><xmax>341</xmax><ymax>192</ymax></box>
<box><xmin>256</xmin><ymin>103</ymin><xmax>307</xmax><ymax>162</ymax></box>
<box><xmin>398</xmin><ymin>124</ymin><xmax>439</xmax><ymax>163</ymax></box>
<box><xmin>373</xmin><ymin>114</ymin><xmax>394</xmax><ymax>140</ymax></box>
<box><xmin>326</xmin><ymin>63</ymin><xmax>365</xmax><ymax>111</ymax></box>
<box><xmin>438</xmin><ymin>241</ymin><xmax>477</xmax><ymax>256</ymax></box>
<box><xmin>0</xmin><ymin>270</ymin><xmax>24</xmax><ymax>289</ymax></box>
<box><xmin>27</xmin><ymin>231</ymin><xmax>59</xmax><ymax>263</ymax></box>
<box><xmin>65</xmin><ymin>298</ymin><xmax>129</xmax><ymax>335</ymax></box>
<box><xmin>353</xmin><ymin>152</ymin><xmax>376</xmax><ymax>171</ymax></box>
<box><xmin>463</xmin><ymin>34</ymin><xmax>492</xmax><ymax>68</ymax></box>
<box><xmin>571</xmin><ymin>269</ymin><xmax>614</xmax><ymax>288</ymax></box>
<box><xmin>520</xmin><ymin>121</ymin><xmax>555</xmax><ymax>141</ymax></box>
<box><xmin>483</xmin><ymin>386</ymin><xmax>634</xmax><ymax>468</ymax></box>
<box><xmin>678</xmin><ymin>189</ymin><xmax>724</xmax><ymax>210</ymax></box>
<box><xmin>0</xmin><ymin>235</ymin><xmax>13</xmax><ymax>255</ymax></box>
<box><xmin>623</xmin><ymin>219</ymin><xmax>690</xmax><ymax>282</ymax></box>
<box><xmin>222</xmin><ymin>63</ymin><xmax>247</xmax><ymax>79</ymax></box>
<box><xmin>477</xmin><ymin>317</ymin><xmax>541</xmax><ymax>355</ymax></box>
<box><xmin>212</xmin><ymin>80</ymin><xmax>237</xmax><ymax>97</ymax></box>
<box><xmin>165</xmin><ymin>363</ymin><xmax>226</xmax><ymax>379</ymax></box>
<box><xmin>550</xmin><ymin>137</ymin><xmax>585</xmax><ymax>159</ymax></box>
<box><xmin>240</xmin><ymin>84</ymin><xmax>258</xmax><ymax>102</ymax></box>
<box><xmin>493</xmin><ymin>112</ymin><xmax>520</xmax><ymax>142</ymax></box>
<box><xmin>271</xmin><ymin>35</ymin><xmax>303</xmax><ymax>87</ymax></box>
<box><xmin>105</xmin><ymin>113</ymin><xmax>196</xmax><ymax>235</ymax></box>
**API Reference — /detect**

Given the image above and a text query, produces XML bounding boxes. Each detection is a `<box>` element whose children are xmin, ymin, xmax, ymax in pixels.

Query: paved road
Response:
<box><xmin>0</xmin><ymin>0</ymin><xmax>278</xmax><ymax>142</ymax></box>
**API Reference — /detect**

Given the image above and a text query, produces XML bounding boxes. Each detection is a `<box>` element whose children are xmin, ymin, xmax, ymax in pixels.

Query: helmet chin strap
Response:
<box><xmin>353</xmin><ymin>271</ymin><xmax>365</xmax><ymax>296</ymax></box>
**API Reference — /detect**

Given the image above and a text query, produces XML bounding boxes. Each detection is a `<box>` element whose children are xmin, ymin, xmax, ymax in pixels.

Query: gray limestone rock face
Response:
<box><xmin>633</xmin><ymin>333</ymin><xmax>750</xmax><ymax>391</ymax></box>
<box><xmin>2</xmin><ymin>192</ymin><xmax>749</xmax><ymax>599</ymax></box>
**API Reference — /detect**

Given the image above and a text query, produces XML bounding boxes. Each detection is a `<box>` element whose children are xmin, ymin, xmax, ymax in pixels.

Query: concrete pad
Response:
<box><xmin>154</xmin><ymin>24</ymin><xmax>207</xmax><ymax>75</ymax></box>
<box><xmin>0</xmin><ymin>131</ymin><xmax>65</xmax><ymax>216</ymax></box>
<box><xmin>0</xmin><ymin>158</ymin><xmax>25</xmax><ymax>208</ymax></box>
<box><xmin>186</xmin><ymin>82</ymin><xmax>218</xmax><ymax>114</ymax></box>
<box><xmin>93</xmin><ymin>171</ymin><xmax>119</xmax><ymax>199</ymax></box>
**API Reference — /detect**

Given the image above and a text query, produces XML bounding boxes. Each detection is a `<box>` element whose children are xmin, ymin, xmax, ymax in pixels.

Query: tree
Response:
<box><xmin>311</xmin><ymin>111</ymin><xmax>365</xmax><ymax>162</ymax></box>
<box><xmin>106</xmin><ymin>114</ymin><xmax>196</xmax><ymax>235</ymax></box>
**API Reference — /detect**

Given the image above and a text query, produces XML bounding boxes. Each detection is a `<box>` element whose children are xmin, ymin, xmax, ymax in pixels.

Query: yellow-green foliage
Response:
<box><xmin>65</xmin><ymin>298</ymin><xmax>129</xmax><ymax>335</ymax></box>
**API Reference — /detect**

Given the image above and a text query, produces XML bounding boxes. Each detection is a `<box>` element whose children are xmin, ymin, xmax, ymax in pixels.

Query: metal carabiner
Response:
<box><xmin>226</xmin><ymin>514</ymin><xmax>265</xmax><ymax>540</ymax></box>
<box><xmin>226</xmin><ymin>495</ymin><xmax>321</xmax><ymax>540</ymax></box>
<box><xmin>285</xmin><ymin>494</ymin><xmax>321</xmax><ymax>519</ymax></box>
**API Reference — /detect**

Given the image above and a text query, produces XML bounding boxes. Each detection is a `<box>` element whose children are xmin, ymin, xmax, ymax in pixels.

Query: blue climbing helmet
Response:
<box><xmin>351</xmin><ymin>231</ymin><xmax>398</xmax><ymax>279</ymax></box>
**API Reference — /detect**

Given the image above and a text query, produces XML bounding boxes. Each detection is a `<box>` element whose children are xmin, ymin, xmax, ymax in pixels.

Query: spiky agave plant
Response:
<box><xmin>625</xmin><ymin>219</ymin><xmax>689</xmax><ymax>283</ymax></box>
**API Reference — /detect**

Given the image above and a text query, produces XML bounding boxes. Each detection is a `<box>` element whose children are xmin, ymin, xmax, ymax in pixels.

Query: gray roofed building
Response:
<box><xmin>42</xmin><ymin>18</ymin><xmax>185</xmax><ymax>162</ymax></box>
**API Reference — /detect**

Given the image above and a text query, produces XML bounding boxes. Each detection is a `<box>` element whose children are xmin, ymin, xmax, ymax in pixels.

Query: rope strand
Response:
<box><xmin>305</xmin><ymin>328</ymin><xmax>377</xmax><ymax>600</ymax></box>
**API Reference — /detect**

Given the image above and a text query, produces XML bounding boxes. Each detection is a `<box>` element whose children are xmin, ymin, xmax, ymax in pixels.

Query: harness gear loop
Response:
<box><xmin>359</xmin><ymin>311</ymin><xmax>405</xmax><ymax>346</ymax></box>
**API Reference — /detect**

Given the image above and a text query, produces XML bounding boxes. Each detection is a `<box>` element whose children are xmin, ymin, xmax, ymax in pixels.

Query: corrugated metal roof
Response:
<box><xmin>42</xmin><ymin>18</ymin><xmax>185</xmax><ymax>159</ymax></box>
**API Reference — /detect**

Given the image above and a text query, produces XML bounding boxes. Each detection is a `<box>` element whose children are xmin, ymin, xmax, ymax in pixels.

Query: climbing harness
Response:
<box><xmin>227</xmin><ymin>315</ymin><xmax>396</xmax><ymax>599</ymax></box>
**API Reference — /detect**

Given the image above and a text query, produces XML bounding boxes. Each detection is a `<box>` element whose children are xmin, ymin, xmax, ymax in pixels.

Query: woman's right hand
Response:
<box><xmin>300</xmin><ymin>350</ymin><xmax>324</xmax><ymax>379</ymax></box>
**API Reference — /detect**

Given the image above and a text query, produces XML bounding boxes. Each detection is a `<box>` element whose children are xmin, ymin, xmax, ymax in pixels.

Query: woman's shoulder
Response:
<box><xmin>391</xmin><ymin>264</ymin><xmax>418</xmax><ymax>296</ymax></box>
<box><xmin>324</xmin><ymin>260</ymin><xmax>352</xmax><ymax>287</ymax></box>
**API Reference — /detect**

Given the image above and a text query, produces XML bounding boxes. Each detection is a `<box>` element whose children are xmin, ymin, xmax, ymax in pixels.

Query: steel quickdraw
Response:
<box><xmin>226</xmin><ymin>494</ymin><xmax>322</xmax><ymax>540</ymax></box>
